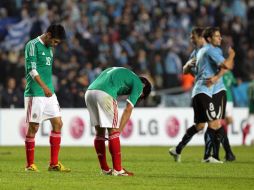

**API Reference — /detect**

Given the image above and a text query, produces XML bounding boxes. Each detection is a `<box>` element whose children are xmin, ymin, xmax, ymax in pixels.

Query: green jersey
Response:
<box><xmin>248</xmin><ymin>80</ymin><xmax>254</xmax><ymax>113</ymax></box>
<box><xmin>88</xmin><ymin>67</ymin><xmax>143</xmax><ymax>106</ymax></box>
<box><xmin>24</xmin><ymin>37</ymin><xmax>54</xmax><ymax>97</ymax></box>
<box><xmin>223</xmin><ymin>71</ymin><xmax>236</xmax><ymax>102</ymax></box>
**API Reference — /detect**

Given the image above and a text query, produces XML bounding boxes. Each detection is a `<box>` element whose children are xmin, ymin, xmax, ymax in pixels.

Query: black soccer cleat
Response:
<box><xmin>225</xmin><ymin>153</ymin><xmax>236</xmax><ymax>162</ymax></box>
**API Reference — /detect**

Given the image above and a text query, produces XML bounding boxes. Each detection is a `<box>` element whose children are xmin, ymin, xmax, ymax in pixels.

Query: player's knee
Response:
<box><xmin>208</xmin><ymin>120</ymin><xmax>221</xmax><ymax>130</ymax></box>
<box><xmin>108</xmin><ymin>128</ymin><xmax>119</xmax><ymax>135</ymax></box>
<box><xmin>52</xmin><ymin>120</ymin><xmax>63</xmax><ymax>132</ymax></box>
<box><xmin>28</xmin><ymin>123</ymin><xmax>39</xmax><ymax>135</ymax></box>
<box><xmin>195</xmin><ymin>123</ymin><xmax>205</xmax><ymax>131</ymax></box>
<box><xmin>95</xmin><ymin>126</ymin><xmax>105</xmax><ymax>136</ymax></box>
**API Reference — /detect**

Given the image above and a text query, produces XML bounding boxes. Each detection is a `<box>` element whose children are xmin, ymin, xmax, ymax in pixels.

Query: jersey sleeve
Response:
<box><xmin>188</xmin><ymin>50</ymin><xmax>197</xmax><ymax>75</ymax></box>
<box><xmin>207</xmin><ymin>47</ymin><xmax>225</xmax><ymax>67</ymax></box>
<box><xmin>127</xmin><ymin>79</ymin><xmax>143</xmax><ymax>107</ymax></box>
<box><xmin>25</xmin><ymin>41</ymin><xmax>38</xmax><ymax>72</ymax></box>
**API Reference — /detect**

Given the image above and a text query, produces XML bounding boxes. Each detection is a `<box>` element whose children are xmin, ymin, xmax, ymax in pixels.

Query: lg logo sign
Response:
<box><xmin>165</xmin><ymin>116</ymin><xmax>180</xmax><ymax>137</ymax></box>
<box><xmin>69</xmin><ymin>117</ymin><xmax>85</xmax><ymax>139</ymax></box>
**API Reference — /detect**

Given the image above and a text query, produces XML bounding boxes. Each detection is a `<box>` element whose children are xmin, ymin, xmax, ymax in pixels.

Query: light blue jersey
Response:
<box><xmin>192</xmin><ymin>44</ymin><xmax>226</xmax><ymax>98</ymax></box>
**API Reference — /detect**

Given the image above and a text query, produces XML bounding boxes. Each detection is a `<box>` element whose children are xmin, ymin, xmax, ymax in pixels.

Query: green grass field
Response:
<box><xmin>0</xmin><ymin>146</ymin><xmax>254</xmax><ymax>190</ymax></box>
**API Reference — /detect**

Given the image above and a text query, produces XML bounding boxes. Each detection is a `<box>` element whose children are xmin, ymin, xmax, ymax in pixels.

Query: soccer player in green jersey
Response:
<box><xmin>242</xmin><ymin>80</ymin><xmax>254</xmax><ymax>145</ymax></box>
<box><xmin>24</xmin><ymin>24</ymin><xmax>70</xmax><ymax>172</ymax></box>
<box><xmin>222</xmin><ymin>71</ymin><xmax>237</xmax><ymax>133</ymax></box>
<box><xmin>85</xmin><ymin>67</ymin><xmax>151</xmax><ymax>176</ymax></box>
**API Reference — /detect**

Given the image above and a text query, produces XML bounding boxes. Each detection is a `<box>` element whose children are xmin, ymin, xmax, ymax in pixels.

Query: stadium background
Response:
<box><xmin>0</xmin><ymin>0</ymin><xmax>253</xmax><ymax>145</ymax></box>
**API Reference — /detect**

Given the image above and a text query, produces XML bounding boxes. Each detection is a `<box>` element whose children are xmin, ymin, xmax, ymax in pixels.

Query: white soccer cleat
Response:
<box><xmin>169</xmin><ymin>147</ymin><xmax>181</xmax><ymax>162</ymax></box>
<box><xmin>101</xmin><ymin>168</ymin><xmax>112</xmax><ymax>175</ymax></box>
<box><xmin>112</xmin><ymin>168</ymin><xmax>134</xmax><ymax>176</ymax></box>
<box><xmin>202</xmin><ymin>156</ymin><xmax>223</xmax><ymax>164</ymax></box>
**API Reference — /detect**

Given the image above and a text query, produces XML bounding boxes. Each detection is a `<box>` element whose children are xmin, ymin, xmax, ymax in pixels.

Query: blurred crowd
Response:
<box><xmin>0</xmin><ymin>0</ymin><xmax>254</xmax><ymax>108</ymax></box>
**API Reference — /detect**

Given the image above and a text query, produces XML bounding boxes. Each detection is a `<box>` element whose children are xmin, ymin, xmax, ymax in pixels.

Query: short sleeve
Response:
<box><xmin>207</xmin><ymin>47</ymin><xmax>225</xmax><ymax>66</ymax></box>
<box><xmin>25</xmin><ymin>41</ymin><xmax>38</xmax><ymax>72</ymax></box>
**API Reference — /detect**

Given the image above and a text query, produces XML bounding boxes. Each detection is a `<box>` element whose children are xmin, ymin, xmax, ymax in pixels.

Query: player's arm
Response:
<box><xmin>206</xmin><ymin>68</ymin><xmax>228</xmax><ymax>87</ymax></box>
<box><xmin>32</xmin><ymin>73</ymin><xmax>53</xmax><ymax>97</ymax></box>
<box><xmin>119</xmin><ymin>102</ymin><xmax>133</xmax><ymax>132</ymax></box>
<box><xmin>183</xmin><ymin>58</ymin><xmax>196</xmax><ymax>75</ymax></box>
<box><xmin>220</xmin><ymin>47</ymin><xmax>235</xmax><ymax>70</ymax></box>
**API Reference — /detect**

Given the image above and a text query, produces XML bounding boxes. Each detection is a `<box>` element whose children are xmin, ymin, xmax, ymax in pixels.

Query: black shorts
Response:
<box><xmin>192</xmin><ymin>90</ymin><xmax>226</xmax><ymax>123</ymax></box>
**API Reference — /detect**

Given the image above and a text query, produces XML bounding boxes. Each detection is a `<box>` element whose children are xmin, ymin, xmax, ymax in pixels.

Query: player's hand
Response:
<box><xmin>205</xmin><ymin>75</ymin><xmax>219</xmax><ymax>87</ymax></box>
<box><xmin>186</xmin><ymin>58</ymin><xmax>196</xmax><ymax>67</ymax></box>
<box><xmin>228</xmin><ymin>47</ymin><xmax>235</xmax><ymax>58</ymax></box>
<box><xmin>43</xmin><ymin>87</ymin><xmax>53</xmax><ymax>97</ymax></box>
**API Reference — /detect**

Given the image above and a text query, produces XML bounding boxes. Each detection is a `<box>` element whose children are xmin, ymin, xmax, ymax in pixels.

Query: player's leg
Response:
<box><xmin>214</xmin><ymin>91</ymin><xmax>235</xmax><ymax>161</ymax></box>
<box><xmin>43</xmin><ymin>95</ymin><xmax>70</xmax><ymax>172</ymax></box>
<box><xmin>108</xmin><ymin>128</ymin><xmax>121</xmax><ymax>172</ymax></box>
<box><xmin>216</xmin><ymin>126</ymin><xmax>235</xmax><ymax>161</ymax></box>
<box><xmin>24</xmin><ymin>97</ymin><xmax>43</xmax><ymax>171</ymax></box>
<box><xmin>242</xmin><ymin>123</ymin><xmax>251</xmax><ymax>145</ymax></box>
<box><xmin>170</xmin><ymin>123</ymin><xmax>205</xmax><ymax>162</ymax></box>
<box><xmin>25</xmin><ymin>122</ymin><xmax>39</xmax><ymax>171</ymax></box>
<box><xmin>242</xmin><ymin>114</ymin><xmax>254</xmax><ymax>145</ymax></box>
<box><xmin>49</xmin><ymin>117</ymin><xmax>62</xmax><ymax>164</ymax></box>
<box><xmin>170</xmin><ymin>94</ymin><xmax>207</xmax><ymax>162</ymax></box>
<box><xmin>94</xmin><ymin>126</ymin><xmax>111</xmax><ymax>174</ymax></box>
<box><xmin>48</xmin><ymin>116</ymin><xmax>70</xmax><ymax>172</ymax></box>
<box><xmin>204</xmin><ymin>120</ymin><xmax>221</xmax><ymax>161</ymax></box>
<box><xmin>108</xmin><ymin>128</ymin><xmax>133</xmax><ymax>176</ymax></box>
<box><xmin>85</xmin><ymin>90</ymin><xmax>112</xmax><ymax>174</ymax></box>
<box><xmin>222</xmin><ymin>101</ymin><xmax>233</xmax><ymax>134</ymax></box>
<box><xmin>175</xmin><ymin>123</ymin><xmax>204</xmax><ymax>154</ymax></box>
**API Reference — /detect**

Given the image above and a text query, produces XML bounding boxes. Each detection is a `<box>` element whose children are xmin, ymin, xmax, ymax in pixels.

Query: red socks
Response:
<box><xmin>25</xmin><ymin>136</ymin><xmax>35</xmax><ymax>167</ymax></box>
<box><xmin>94</xmin><ymin>135</ymin><xmax>109</xmax><ymax>171</ymax></box>
<box><xmin>108</xmin><ymin>131</ymin><xmax>121</xmax><ymax>171</ymax></box>
<box><xmin>50</xmin><ymin>131</ymin><xmax>61</xmax><ymax>166</ymax></box>
<box><xmin>242</xmin><ymin>124</ymin><xmax>251</xmax><ymax>145</ymax></box>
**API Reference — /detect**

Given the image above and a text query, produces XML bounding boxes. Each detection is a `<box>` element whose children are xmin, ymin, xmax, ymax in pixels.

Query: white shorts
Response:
<box><xmin>25</xmin><ymin>94</ymin><xmax>61</xmax><ymax>124</ymax></box>
<box><xmin>225</xmin><ymin>101</ymin><xmax>233</xmax><ymax>117</ymax></box>
<box><xmin>85</xmin><ymin>90</ymin><xmax>118</xmax><ymax>128</ymax></box>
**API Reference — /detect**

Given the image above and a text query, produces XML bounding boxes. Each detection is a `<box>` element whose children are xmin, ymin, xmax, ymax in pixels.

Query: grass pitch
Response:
<box><xmin>0</xmin><ymin>146</ymin><xmax>253</xmax><ymax>190</ymax></box>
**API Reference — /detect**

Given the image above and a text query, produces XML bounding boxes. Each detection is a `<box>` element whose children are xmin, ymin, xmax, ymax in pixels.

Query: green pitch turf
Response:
<box><xmin>0</xmin><ymin>146</ymin><xmax>253</xmax><ymax>190</ymax></box>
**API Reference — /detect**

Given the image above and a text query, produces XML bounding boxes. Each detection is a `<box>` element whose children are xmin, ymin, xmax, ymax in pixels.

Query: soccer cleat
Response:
<box><xmin>169</xmin><ymin>147</ymin><xmax>181</xmax><ymax>162</ymax></box>
<box><xmin>101</xmin><ymin>168</ymin><xmax>113</xmax><ymax>175</ymax></box>
<box><xmin>202</xmin><ymin>156</ymin><xmax>223</xmax><ymax>164</ymax></box>
<box><xmin>48</xmin><ymin>162</ymin><xmax>71</xmax><ymax>172</ymax></box>
<box><xmin>25</xmin><ymin>164</ymin><xmax>39</xmax><ymax>172</ymax></box>
<box><xmin>112</xmin><ymin>168</ymin><xmax>134</xmax><ymax>176</ymax></box>
<box><xmin>225</xmin><ymin>153</ymin><xmax>236</xmax><ymax>162</ymax></box>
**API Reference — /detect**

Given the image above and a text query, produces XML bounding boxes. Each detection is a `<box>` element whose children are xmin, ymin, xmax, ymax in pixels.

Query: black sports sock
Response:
<box><xmin>216</xmin><ymin>127</ymin><xmax>233</xmax><ymax>156</ymax></box>
<box><xmin>204</xmin><ymin>128</ymin><xmax>217</xmax><ymax>160</ymax></box>
<box><xmin>176</xmin><ymin>125</ymin><xmax>198</xmax><ymax>154</ymax></box>
<box><xmin>212</xmin><ymin>134</ymin><xmax>220</xmax><ymax>160</ymax></box>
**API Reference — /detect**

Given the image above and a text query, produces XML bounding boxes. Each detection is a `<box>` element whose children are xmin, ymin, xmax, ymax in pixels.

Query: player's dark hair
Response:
<box><xmin>139</xmin><ymin>76</ymin><xmax>151</xmax><ymax>100</ymax></box>
<box><xmin>46</xmin><ymin>24</ymin><xmax>66</xmax><ymax>40</ymax></box>
<box><xmin>203</xmin><ymin>27</ymin><xmax>220</xmax><ymax>43</ymax></box>
<box><xmin>191</xmin><ymin>27</ymin><xmax>204</xmax><ymax>37</ymax></box>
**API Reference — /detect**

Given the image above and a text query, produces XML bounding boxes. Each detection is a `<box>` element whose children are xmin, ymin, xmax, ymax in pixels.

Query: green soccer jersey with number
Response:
<box><xmin>248</xmin><ymin>80</ymin><xmax>254</xmax><ymax>113</ymax></box>
<box><xmin>24</xmin><ymin>37</ymin><xmax>54</xmax><ymax>97</ymax></box>
<box><xmin>223</xmin><ymin>71</ymin><xmax>237</xmax><ymax>102</ymax></box>
<box><xmin>88</xmin><ymin>67</ymin><xmax>143</xmax><ymax>106</ymax></box>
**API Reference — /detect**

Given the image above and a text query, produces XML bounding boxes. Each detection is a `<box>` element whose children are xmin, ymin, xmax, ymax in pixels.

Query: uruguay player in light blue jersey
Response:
<box><xmin>169</xmin><ymin>27</ymin><xmax>235</xmax><ymax>163</ymax></box>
